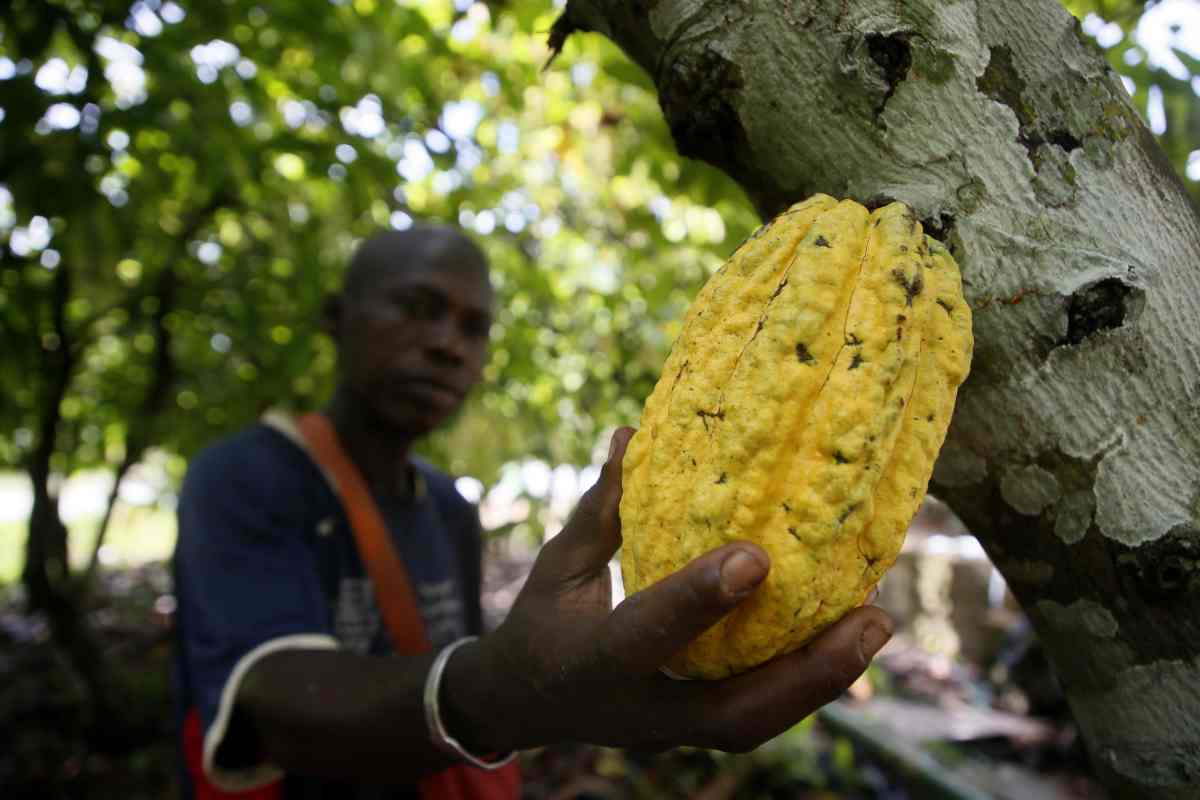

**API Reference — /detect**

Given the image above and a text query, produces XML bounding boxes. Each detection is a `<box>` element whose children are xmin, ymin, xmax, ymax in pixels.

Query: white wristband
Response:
<box><xmin>423</xmin><ymin>636</ymin><xmax>518</xmax><ymax>770</ymax></box>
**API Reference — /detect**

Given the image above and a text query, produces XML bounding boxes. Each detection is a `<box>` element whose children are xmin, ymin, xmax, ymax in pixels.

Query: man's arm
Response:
<box><xmin>228</xmin><ymin>427</ymin><xmax>891</xmax><ymax>780</ymax></box>
<box><xmin>235</xmin><ymin>648</ymin><xmax>458</xmax><ymax>783</ymax></box>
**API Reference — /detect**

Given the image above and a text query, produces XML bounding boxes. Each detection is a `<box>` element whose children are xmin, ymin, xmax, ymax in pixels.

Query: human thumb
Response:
<box><xmin>774</xmin><ymin>605</ymin><xmax>894</xmax><ymax>708</ymax></box>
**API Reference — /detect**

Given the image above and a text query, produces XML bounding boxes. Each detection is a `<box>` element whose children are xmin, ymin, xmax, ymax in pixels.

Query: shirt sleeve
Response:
<box><xmin>174</xmin><ymin>428</ymin><xmax>338</xmax><ymax>791</ymax></box>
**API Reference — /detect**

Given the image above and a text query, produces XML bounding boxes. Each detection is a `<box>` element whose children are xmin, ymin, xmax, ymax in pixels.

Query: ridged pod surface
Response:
<box><xmin>619</xmin><ymin>195</ymin><xmax>974</xmax><ymax>679</ymax></box>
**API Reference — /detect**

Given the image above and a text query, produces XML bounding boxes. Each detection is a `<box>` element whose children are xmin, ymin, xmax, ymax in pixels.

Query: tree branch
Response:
<box><xmin>83</xmin><ymin>264</ymin><xmax>177</xmax><ymax>582</ymax></box>
<box><xmin>80</xmin><ymin>190</ymin><xmax>231</xmax><ymax>585</ymax></box>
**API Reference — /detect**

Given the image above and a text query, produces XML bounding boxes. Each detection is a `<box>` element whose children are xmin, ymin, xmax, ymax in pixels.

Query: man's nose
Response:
<box><xmin>424</xmin><ymin>317</ymin><xmax>467</xmax><ymax>363</ymax></box>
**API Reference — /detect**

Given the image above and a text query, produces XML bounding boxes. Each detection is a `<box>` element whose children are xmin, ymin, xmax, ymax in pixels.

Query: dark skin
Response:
<box><xmin>236</xmin><ymin>228</ymin><xmax>894</xmax><ymax>783</ymax></box>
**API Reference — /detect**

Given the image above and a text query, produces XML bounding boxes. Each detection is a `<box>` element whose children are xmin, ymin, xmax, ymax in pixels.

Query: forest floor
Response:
<box><xmin>1</xmin><ymin>550</ymin><xmax>1110</xmax><ymax>799</ymax></box>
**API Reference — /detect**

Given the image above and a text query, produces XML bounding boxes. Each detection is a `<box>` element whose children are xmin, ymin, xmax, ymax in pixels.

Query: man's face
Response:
<box><xmin>336</xmin><ymin>257</ymin><xmax>493</xmax><ymax>437</ymax></box>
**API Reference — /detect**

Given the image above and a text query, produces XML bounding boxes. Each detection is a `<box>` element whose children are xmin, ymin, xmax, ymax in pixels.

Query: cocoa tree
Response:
<box><xmin>548</xmin><ymin>0</ymin><xmax>1200</xmax><ymax>796</ymax></box>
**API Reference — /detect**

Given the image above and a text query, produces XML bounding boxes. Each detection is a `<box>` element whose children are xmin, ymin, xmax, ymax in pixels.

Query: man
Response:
<box><xmin>173</xmin><ymin>224</ymin><xmax>893</xmax><ymax>798</ymax></box>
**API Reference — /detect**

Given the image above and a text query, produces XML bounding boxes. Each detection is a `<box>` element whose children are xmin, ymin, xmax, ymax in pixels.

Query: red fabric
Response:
<box><xmin>182</xmin><ymin>707</ymin><xmax>282</xmax><ymax>800</ymax></box>
<box><xmin>418</xmin><ymin>760</ymin><xmax>523</xmax><ymax>800</ymax></box>
<box><xmin>296</xmin><ymin>413</ymin><xmax>520</xmax><ymax>800</ymax></box>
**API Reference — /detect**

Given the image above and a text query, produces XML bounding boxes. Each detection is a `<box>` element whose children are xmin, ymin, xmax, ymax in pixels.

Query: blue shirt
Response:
<box><xmin>172</xmin><ymin>423</ymin><xmax>484</xmax><ymax>799</ymax></box>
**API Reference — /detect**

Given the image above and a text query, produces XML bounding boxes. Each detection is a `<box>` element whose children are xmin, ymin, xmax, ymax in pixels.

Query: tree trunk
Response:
<box><xmin>558</xmin><ymin>0</ymin><xmax>1200</xmax><ymax>795</ymax></box>
<box><xmin>21</xmin><ymin>255</ymin><xmax>127</xmax><ymax>743</ymax></box>
<box><xmin>84</xmin><ymin>263</ymin><xmax>177</xmax><ymax>584</ymax></box>
<box><xmin>24</xmin><ymin>246</ymin><xmax>75</xmax><ymax>615</ymax></box>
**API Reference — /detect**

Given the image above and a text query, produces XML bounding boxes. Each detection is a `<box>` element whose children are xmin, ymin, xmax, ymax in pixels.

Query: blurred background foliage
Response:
<box><xmin>0</xmin><ymin>0</ymin><xmax>759</xmax><ymax>488</ymax></box>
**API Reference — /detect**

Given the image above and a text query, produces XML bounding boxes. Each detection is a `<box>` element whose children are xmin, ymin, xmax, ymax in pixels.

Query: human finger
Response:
<box><xmin>684</xmin><ymin>605</ymin><xmax>893</xmax><ymax>752</ymax></box>
<box><xmin>599</xmin><ymin>542</ymin><xmax>770</xmax><ymax>674</ymax></box>
<box><xmin>530</xmin><ymin>427</ymin><xmax>635</xmax><ymax>589</ymax></box>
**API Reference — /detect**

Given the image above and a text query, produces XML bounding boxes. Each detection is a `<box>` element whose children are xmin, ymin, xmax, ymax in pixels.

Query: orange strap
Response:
<box><xmin>293</xmin><ymin>412</ymin><xmax>520</xmax><ymax>800</ymax></box>
<box><xmin>295</xmin><ymin>413</ymin><xmax>430</xmax><ymax>656</ymax></box>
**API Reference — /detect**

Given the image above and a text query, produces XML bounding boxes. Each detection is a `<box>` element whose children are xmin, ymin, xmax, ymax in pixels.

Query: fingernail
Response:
<box><xmin>720</xmin><ymin>550</ymin><xmax>767</xmax><ymax>597</ymax></box>
<box><xmin>860</xmin><ymin>622</ymin><xmax>892</xmax><ymax>661</ymax></box>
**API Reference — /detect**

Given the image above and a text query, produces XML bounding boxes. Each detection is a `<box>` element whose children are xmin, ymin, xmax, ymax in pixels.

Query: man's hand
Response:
<box><xmin>445</xmin><ymin>427</ymin><xmax>893</xmax><ymax>754</ymax></box>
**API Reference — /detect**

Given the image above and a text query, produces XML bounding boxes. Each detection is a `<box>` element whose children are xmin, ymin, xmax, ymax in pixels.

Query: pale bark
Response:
<box><xmin>557</xmin><ymin>0</ymin><xmax>1200</xmax><ymax>796</ymax></box>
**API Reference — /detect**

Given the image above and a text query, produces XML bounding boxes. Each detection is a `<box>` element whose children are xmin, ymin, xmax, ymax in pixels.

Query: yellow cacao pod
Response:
<box><xmin>619</xmin><ymin>194</ymin><xmax>973</xmax><ymax>679</ymax></box>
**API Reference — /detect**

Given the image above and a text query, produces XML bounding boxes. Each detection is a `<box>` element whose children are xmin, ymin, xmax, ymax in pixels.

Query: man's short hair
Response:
<box><xmin>343</xmin><ymin>226</ymin><xmax>489</xmax><ymax>299</ymax></box>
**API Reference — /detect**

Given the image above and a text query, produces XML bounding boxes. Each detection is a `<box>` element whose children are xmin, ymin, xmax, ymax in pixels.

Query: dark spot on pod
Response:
<box><xmin>892</xmin><ymin>269</ymin><xmax>924</xmax><ymax>305</ymax></box>
<box><xmin>696</xmin><ymin>408</ymin><xmax>726</xmax><ymax>430</ymax></box>
<box><xmin>814</xmin><ymin>235</ymin><xmax>832</xmax><ymax>247</ymax></box>
<box><xmin>937</xmin><ymin>298</ymin><xmax>954</xmax><ymax>313</ymax></box>
<box><xmin>781</xmin><ymin>502</ymin><xmax>791</xmax><ymax>512</ymax></box>
<box><xmin>771</xmin><ymin>278</ymin><xmax>789</xmax><ymax>299</ymax></box>
<box><xmin>788</xmin><ymin>526</ymin><xmax>801</xmax><ymax>541</ymax></box>
<box><xmin>849</xmin><ymin>352</ymin><xmax>864</xmax><ymax>370</ymax></box>
<box><xmin>715</xmin><ymin>472</ymin><xmax>728</xmax><ymax>484</ymax></box>
<box><xmin>926</xmin><ymin>414</ymin><xmax>935</xmax><ymax>422</ymax></box>
<box><xmin>846</xmin><ymin>333</ymin><xmax>863</xmax><ymax>346</ymax></box>
<box><xmin>899</xmin><ymin>245</ymin><xmax>908</xmax><ymax>253</ymax></box>
<box><xmin>838</xmin><ymin>503</ymin><xmax>861</xmax><ymax>524</ymax></box>
<box><xmin>796</xmin><ymin>342</ymin><xmax>815</xmax><ymax>363</ymax></box>
<box><xmin>834</xmin><ymin>450</ymin><xmax>850</xmax><ymax>464</ymax></box>
<box><xmin>691</xmin><ymin>457</ymin><xmax>698</xmax><ymax>466</ymax></box>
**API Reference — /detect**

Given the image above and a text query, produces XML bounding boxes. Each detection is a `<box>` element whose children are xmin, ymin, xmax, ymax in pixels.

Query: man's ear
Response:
<box><xmin>321</xmin><ymin>294</ymin><xmax>342</xmax><ymax>338</ymax></box>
